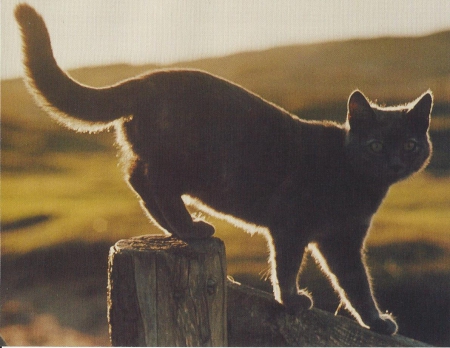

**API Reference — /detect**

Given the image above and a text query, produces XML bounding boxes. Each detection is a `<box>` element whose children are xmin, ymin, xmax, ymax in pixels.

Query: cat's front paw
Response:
<box><xmin>283</xmin><ymin>291</ymin><xmax>313</xmax><ymax>315</ymax></box>
<box><xmin>368</xmin><ymin>313</ymin><xmax>398</xmax><ymax>335</ymax></box>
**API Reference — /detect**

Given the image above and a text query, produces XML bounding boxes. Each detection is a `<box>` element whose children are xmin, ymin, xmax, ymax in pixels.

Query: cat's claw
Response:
<box><xmin>368</xmin><ymin>314</ymin><xmax>398</xmax><ymax>335</ymax></box>
<box><xmin>283</xmin><ymin>292</ymin><xmax>313</xmax><ymax>315</ymax></box>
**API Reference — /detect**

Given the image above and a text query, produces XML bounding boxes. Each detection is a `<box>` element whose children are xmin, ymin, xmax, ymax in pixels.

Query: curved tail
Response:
<box><xmin>15</xmin><ymin>4</ymin><xmax>136</xmax><ymax>132</ymax></box>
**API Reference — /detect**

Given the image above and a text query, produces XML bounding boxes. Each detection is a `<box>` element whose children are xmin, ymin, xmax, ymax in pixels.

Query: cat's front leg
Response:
<box><xmin>315</xmin><ymin>234</ymin><xmax>398</xmax><ymax>335</ymax></box>
<box><xmin>271</xmin><ymin>235</ymin><xmax>312</xmax><ymax>313</ymax></box>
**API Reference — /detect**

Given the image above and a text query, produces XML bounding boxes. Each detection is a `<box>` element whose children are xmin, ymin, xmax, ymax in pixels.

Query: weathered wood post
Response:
<box><xmin>107</xmin><ymin>235</ymin><xmax>227</xmax><ymax>346</ymax></box>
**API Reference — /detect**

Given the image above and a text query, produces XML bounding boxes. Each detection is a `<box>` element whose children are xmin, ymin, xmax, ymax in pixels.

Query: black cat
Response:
<box><xmin>16</xmin><ymin>4</ymin><xmax>433</xmax><ymax>335</ymax></box>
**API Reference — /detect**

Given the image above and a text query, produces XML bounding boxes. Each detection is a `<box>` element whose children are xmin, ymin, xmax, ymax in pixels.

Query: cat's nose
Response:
<box><xmin>389</xmin><ymin>164</ymin><xmax>404</xmax><ymax>174</ymax></box>
<box><xmin>388</xmin><ymin>156</ymin><xmax>405</xmax><ymax>174</ymax></box>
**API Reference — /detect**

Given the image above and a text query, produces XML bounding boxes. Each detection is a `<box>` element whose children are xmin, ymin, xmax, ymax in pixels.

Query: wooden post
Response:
<box><xmin>107</xmin><ymin>235</ymin><xmax>227</xmax><ymax>347</ymax></box>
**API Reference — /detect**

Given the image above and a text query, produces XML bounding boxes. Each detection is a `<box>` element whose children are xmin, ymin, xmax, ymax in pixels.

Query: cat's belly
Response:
<box><xmin>182</xmin><ymin>194</ymin><xmax>269</xmax><ymax>235</ymax></box>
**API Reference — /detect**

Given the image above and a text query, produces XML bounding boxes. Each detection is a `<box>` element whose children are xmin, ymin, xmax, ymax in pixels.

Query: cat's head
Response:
<box><xmin>345</xmin><ymin>90</ymin><xmax>432</xmax><ymax>185</ymax></box>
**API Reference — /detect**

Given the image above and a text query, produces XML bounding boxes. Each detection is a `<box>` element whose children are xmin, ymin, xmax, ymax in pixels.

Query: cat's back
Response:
<box><xmin>136</xmin><ymin>69</ymin><xmax>289</xmax><ymax>118</ymax></box>
<box><xmin>130</xmin><ymin>68</ymin><xmax>347</xmax><ymax>162</ymax></box>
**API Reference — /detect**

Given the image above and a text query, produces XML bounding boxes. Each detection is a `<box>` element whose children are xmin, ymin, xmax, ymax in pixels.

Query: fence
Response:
<box><xmin>107</xmin><ymin>235</ymin><xmax>429</xmax><ymax>346</ymax></box>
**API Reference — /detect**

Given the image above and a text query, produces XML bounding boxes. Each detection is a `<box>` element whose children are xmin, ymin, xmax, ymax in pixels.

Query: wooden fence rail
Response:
<box><xmin>107</xmin><ymin>235</ymin><xmax>429</xmax><ymax>347</ymax></box>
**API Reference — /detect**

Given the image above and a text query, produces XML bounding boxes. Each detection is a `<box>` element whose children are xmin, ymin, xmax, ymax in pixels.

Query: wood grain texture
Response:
<box><xmin>107</xmin><ymin>235</ymin><xmax>227</xmax><ymax>346</ymax></box>
<box><xmin>227</xmin><ymin>280</ymin><xmax>430</xmax><ymax>347</ymax></box>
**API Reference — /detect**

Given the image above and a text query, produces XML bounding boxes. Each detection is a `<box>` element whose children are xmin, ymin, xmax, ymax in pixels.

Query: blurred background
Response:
<box><xmin>1</xmin><ymin>1</ymin><xmax>450</xmax><ymax>346</ymax></box>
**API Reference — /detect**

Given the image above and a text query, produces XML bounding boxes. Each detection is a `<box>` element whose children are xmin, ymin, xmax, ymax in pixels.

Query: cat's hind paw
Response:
<box><xmin>191</xmin><ymin>220</ymin><xmax>215</xmax><ymax>239</ymax></box>
<box><xmin>283</xmin><ymin>291</ymin><xmax>313</xmax><ymax>315</ymax></box>
<box><xmin>369</xmin><ymin>313</ymin><xmax>398</xmax><ymax>335</ymax></box>
<box><xmin>175</xmin><ymin>220</ymin><xmax>215</xmax><ymax>240</ymax></box>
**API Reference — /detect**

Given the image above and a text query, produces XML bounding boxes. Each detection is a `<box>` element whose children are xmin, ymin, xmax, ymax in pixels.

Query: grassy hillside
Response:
<box><xmin>178</xmin><ymin>31</ymin><xmax>450</xmax><ymax>110</ymax></box>
<box><xmin>4</xmin><ymin>30</ymin><xmax>449</xmax><ymax>119</ymax></box>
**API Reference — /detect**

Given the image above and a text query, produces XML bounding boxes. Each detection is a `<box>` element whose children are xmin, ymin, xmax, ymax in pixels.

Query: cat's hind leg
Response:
<box><xmin>151</xmin><ymin>188</ymin><xmax>215</xmax><ymax>240</ymax></box>
<box><xmin>128</xmin><ymin>159</ymin><xmax>214</xmax><ymax>240</ymax></box>
<box><xmin>127</xmin><ymin>160</ymin><xmax>172</xmax><ymax>233</ymax></box>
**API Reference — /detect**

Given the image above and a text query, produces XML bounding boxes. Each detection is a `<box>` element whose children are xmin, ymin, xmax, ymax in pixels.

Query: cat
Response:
<box><xmin>15</xmin><ymin>4</ymin><xmax>433</xmax><ymax>335</ymax></box>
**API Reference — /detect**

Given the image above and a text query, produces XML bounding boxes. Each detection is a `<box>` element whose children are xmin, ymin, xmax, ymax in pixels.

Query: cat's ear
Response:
<box><xmin>347</xmin><ymin>90</ymin><xmax>375</xmax><ymax>130</ymax></box>
<box><xmin>407</xmin><ymin>91</ymin><xmax>433</xmax><ymax>133</ymax></box>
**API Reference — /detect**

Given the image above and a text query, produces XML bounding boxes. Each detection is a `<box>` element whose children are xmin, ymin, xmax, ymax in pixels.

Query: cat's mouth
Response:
<box><xmin>388</xmin><ymin>164</ymin><xmax>406</xmax><ymax>176</ymax></box>
<box><xmin>365</xmin><ymin>163</ymin><xmax>411</xmax><ymax>184</ymax></box>
<box><xmin>382</xmin><ymin>166</ymin><xmax>411</xmax><ymax>183</ymax></box>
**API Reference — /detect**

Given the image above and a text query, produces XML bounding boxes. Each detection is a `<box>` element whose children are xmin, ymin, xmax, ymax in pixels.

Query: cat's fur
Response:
<box><xmin>16</xmin><ymin>4</ymin><xmax>433</xmax><ymax>335</ymax></box>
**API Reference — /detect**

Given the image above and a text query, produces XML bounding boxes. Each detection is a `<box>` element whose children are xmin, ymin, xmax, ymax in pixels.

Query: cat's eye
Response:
<box><xmin>368</xmin><ymin>140</ymin><xmax>383</xmax><ymax>153</ymax></box>
<box><xmin>403</xmin><ymin>140</ymin><xmax>418</xmax><ymax>152</ymax></box>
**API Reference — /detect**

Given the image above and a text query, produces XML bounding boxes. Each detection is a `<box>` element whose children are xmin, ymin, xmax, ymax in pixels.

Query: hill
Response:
<box><xmin>175</xmin><ymin>31</ymin><xmax>450</xmax><ymax>111</ymax></box>
<box><xmin>3</xmin><ymin>30</ymin><xmax>449</xmax><ymax>123</ymax></box>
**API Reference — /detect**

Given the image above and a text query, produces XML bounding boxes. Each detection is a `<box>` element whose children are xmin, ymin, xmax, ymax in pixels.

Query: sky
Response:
<box><xmin>2</xmin><ymin>0</ymin><xmax>450</xmax><ymax>80</ymax></box>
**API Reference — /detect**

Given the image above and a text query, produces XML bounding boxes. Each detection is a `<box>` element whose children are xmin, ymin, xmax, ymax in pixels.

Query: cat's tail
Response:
<box><xmin>15</xmin><ymin>4</ymin><xmax>136</xmax><ymax>132</ymax></box>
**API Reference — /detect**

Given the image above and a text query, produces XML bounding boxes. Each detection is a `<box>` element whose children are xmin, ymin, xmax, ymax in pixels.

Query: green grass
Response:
<box><xmin>370</xmin><ymin>174</ymin><xmax>450</xmax><ymax>248</ymax></box>
<box><xmin>2</xmin><ymin>152</ymin><xmax>149</xmax><ymax>253</ymax></box>
<box><xmin>2</xmin><ymin>149</ymin><xmax>450</xmax><ymax>277</ymax></box>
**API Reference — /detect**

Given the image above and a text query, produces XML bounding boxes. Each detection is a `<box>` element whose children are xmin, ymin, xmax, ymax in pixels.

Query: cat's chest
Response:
<box><xmin>289</xmin><ymin>171</ymin><xmax>387</xmax><ymax>227</ymax></box>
